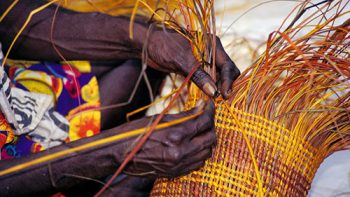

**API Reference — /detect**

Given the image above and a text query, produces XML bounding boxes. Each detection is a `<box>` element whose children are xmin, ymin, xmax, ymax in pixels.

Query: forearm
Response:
<box><xmin>0</xmin><ymin>0</ymin><xmax>149</xmax><ymax>61</ymax></box>
<box><xmin>0</xmin><ymin>124</ymin><xmax>134</xmax><ymax>196</ymax></box>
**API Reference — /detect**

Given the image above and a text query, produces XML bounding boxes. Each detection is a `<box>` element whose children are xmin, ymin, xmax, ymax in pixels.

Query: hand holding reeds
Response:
<box><xmin>0</xmin><ymin>0</ymin><xmax>240</xmax><ymax>99</ymax></box>
<box><xmin>117</xmin><ymin>101</ymin><xmax>216</xmax><ymax>178</ymax></box>
<box><xmin>146</xmin><ymin>29</ymin><xmax>240</xmax><ymax>99</ymax></box>
<box><xmin>0</xmin><ymin>101</ymin><xmax>215</xmax><ymax>196</ymax></box>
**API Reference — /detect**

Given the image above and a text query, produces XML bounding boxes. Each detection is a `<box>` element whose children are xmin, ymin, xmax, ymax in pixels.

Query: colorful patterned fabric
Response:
<box><xmin>0</xmin><ymin>60</ymin><xmax>101</xmax><ymax>159</ymax></box>
<box><xmin>0</xmin><ymin>112</ymin><xmax>14</xmax><ymax>151</ymax></box>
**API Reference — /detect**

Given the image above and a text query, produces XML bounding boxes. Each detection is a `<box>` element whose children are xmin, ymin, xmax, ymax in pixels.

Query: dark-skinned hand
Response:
<box><xmin>0</xmin><ymin>0</ymin><xmax>240</xmax><ymax>99</ymax></box>
<box><xmin>146</xmin><ymin>29</ymin><xmax>240</xmax><ymax>99</ymax></box>
<box><xmin>114</xmin><ymin>101</ymin><xmax>216</xmax><ymax>178</ymax></box>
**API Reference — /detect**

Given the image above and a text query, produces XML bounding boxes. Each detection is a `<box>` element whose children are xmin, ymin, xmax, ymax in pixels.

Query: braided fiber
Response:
<box><xmin>151</xmin><ymin>1</ymin><xmax>350</xmax><ymax>196</ymax></box>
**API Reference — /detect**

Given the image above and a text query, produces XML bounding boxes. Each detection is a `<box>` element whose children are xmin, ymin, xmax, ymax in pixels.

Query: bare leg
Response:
<box><xmin>92</xmin><ymin>59</ymin><xmax>165</xmax><ymax>130</ymax></box>
<box><xmin>62</xmin><ymin>60</ymin><xmax>165</xmax><ymax>196</ymax></box>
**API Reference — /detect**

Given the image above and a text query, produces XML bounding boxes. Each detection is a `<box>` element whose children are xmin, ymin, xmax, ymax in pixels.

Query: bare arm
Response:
<box><xmin>0</xmin><ymin>103</ymin><xmax>215</xmax><ymax>196</ymax></box>
<box><xmin>0</xmin><ymin>0</ymin><xmax>148</xmax><ymax>61</ymax></box>
<box><xmin>0</xmin><ymin>0</ymin><xmax>240</xmax><ymax>98</ymax></box>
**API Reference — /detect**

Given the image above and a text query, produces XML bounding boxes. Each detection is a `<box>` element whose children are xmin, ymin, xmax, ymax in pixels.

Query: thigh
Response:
<box><xmin>92</xmin><ymin>59</ymin><xmax>165</xmax><ymax>130</ymax></box>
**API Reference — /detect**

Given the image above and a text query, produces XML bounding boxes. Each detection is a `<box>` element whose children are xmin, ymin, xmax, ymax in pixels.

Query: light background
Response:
<box><xmin>216</xmin><ymin>1</ymin><xmax>350</xmax><ymax>196</ymax></box>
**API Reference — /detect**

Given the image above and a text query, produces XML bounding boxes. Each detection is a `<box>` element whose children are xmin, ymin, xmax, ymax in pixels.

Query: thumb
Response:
<box><xmin>191</xmin><ymin>68</ymin><xmax>218</xmax><ymax>98</ymax></box>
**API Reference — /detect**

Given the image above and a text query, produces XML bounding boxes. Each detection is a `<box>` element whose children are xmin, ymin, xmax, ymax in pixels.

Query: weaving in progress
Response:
<box><xmin>0</xmin><ymin>0</ymin><xmax>349</xmax><ymax>196</ymax></box>
<box><xmin>151</xmin><ymin>0</ymin><xmax>350</xmax><ymax>196</ymax></box>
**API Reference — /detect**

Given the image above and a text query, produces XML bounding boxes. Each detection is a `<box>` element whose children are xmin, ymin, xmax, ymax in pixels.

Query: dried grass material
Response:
<box><xmin>58</xmin><ymin>0</ymin><xmax>168</xmax><ymax>16</ymax></box>
<box><xmin>151</xmin><ymin>0</ymin><xmax>350</xmax><ymax>196</ymax></box>
<box><xmin>2</xmin><ymin>0</ymin><xmax>350</xmax><ymax>195</ymax></box>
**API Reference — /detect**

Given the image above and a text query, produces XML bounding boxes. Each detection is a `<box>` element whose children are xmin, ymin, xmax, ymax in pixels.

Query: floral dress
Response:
<box><xmin>0</xmin><ymin>59</ymin><xmax>101</xmax><ymax>160</ymax></box>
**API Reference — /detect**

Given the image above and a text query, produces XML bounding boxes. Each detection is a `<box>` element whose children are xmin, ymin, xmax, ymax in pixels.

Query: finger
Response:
<box><xmin>135</xmin><ymin>144</ymin><xmax>186</xmax><ymax>167</ymax></box>
<box><xmin>160</xmin><ymin>160</ymin><xmax>205</xmax><ymax>178</ymax></box>
<box><xmin>219</xmin><ymin>60</ymin><xmax>240</xmax><ymax>99</ymax></box>
<box><xmin>144</xmin><ymin>126</ymin><xmax>215</xmax><ymax>167</ymax></box>
<box><xmin>187</xmin><ymin>100</ymin><xmax>215</xmax><ymax>139</ymax></box>
<box><xmin>178</xmin><ymin>160</ymin><xmax>205</xmax><ymax>176</ymax></box>
<box><xmin>183</xmin><ymin>147</ymin><xmax>213</xmax><ymax>165</ymax></box>
<box><xmin>133</xmin><ymin>147</ymin><xmax>212</xmax><ymax>170</ymax></box>
<box><xmin>191</xmin><ymin>68</ymin><xmax>219</xmax><ymax>98</ymax></box>
<box><xmin>168</xmin><ymin>100</ymin><xmax>215</xmax><ymax>143</ymax></box>
<box><xmin>133</xmin><ymin>142</ymin><xmax>213</xmax><ymax>175</ymax></box>
<box><xmin>170</xmin><ymin>148</ymin><xmax>212</xmax><ymax>177</ymax></box>
<box><xmin>131</xmin><ymin>149</ymin><xmax>176</xmax><ymax>171</ymax></box>
<box><xmin>215</xmin><ymin>38</ymin><xmax>241</xmax><ymax>99</ymax></box>
<box><xmin>182</xmin><ymin>128</ymin><xmax>216</xmax><ymax>158</ymax></box>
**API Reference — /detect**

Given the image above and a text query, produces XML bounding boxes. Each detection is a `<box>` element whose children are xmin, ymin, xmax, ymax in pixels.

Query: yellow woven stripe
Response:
<box><xmin>215</xmin><ymin>105</ymin><xmax>318</xmax><ymax>182</ymax></box>
<box><xmin>151</xmin><ymin>106</ymin><xmax>320</xmax><ymax>196</ymax></box>
<box><xmin>222</xmin><ymin>102</ymin><xmax>264</xmax><ymax>196</ymax></box>
<box><xmin>215</xmin><ymin>121</ymin><xmax>316</xmax><ymax>181</ymax></box>
<box><xmin>190</xmin><ymin>162</ymin><xmax>258</xmax><ymax>193</ymax></box>
<box><xmin>216</xmin><ymin>105</ymin><xmax>290</xmax><ymax>135</ymax></box>
<box><xmin>154</xmin><ymin>160</ymin><xmax>262</xmax><ymax>196</ymax></box>
<box><xmin>0</xmin><ymin>112</ymin><xmax>200</xmax><ymax>177</ymax></box>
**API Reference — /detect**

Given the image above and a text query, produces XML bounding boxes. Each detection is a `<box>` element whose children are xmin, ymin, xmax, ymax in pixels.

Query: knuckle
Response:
<box><xmin>222</xmin><ymin>62</ymin><xmax>240</xmax><ymax>81</ymax></box>
<box><xmin>233</xmin><ymin>66</ymin><xmax>241</xmax><ymax>76</ymax></box>
<box><xmin>209</xmin><ymin>131</ymin><xmax>217</xmax><ymax>145</ymax></box>
<box><xmin>177</xmin><ymin>55</ymin><xmax>196</xmax><ymax>75</ymax></box>
<box><xmin>226</xmin><ymin>62</ymin><xmax>236</xmax><ymax>72</ymax></box>
<box><xmin>168</xmin><ymin>131</ymin><xmax>183</xmax><ymax>143</ymax></box>
<box><xmin>191</xmin><ymin>70</ymin><xmax>207</xmax><ymax>86</ymax></box>
<box><xmin>162</xmin><ymin>139</ymin><xmax>173</xmax><ymax>146</ymax></box>
<box><xmin>167</xmin><ymin>147</ymin><xmax>183</xmax><ymax>163</ymax></box>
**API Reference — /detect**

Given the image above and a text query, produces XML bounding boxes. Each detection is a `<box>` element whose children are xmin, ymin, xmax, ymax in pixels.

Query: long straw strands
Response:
<box><xmin>0</xmin><ymin>1</ymin><xmax>215</xmax><ymax>196</ymax></box>
<box><xmin>151</xmin><ymin>0</ymin><xmax>350</xmax><ymax>196</ymax></box>
<box><xmin>2</xmin><ymin>0</ymin><xmax>349</xmax><ymax>196</ymax></box>
<box><xmin>94</xmin><ymin>1</ymin><xmax>217</xmax><ymax>195</ymax></box>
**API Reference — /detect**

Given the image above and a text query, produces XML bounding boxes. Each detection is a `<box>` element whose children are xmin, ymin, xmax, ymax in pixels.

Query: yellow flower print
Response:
<box><xmin>67</xmin><ymin>103</ymin><xmax>101</xmax><ymax>142</ymax></box>
<box><xmin>81</xmin><ymin>77</ymin><xmax>99</xmax><ymax>103</ymax></box>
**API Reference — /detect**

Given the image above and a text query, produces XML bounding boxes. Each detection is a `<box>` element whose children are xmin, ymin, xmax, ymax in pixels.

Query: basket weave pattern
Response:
<box><xmin>151</xmin><ymin>104</ymin><xmax>324</xmax><ymax>196</ymax></box>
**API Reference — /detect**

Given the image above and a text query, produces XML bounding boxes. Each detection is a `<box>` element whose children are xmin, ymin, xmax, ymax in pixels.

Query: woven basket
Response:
<box><xmin>151</xmin><ymin>104</ymin><xmax>324</xmax><ymax>196</ymax></box>
<box><xmin>151</xmin><ymin>1</ymin><xmax>350</xmax><ymax>195</ymax></box>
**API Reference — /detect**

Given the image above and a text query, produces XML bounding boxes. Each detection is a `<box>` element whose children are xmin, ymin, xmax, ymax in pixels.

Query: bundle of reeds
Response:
<box><xmin>59</xmin><ymin>0</ymin><xmax>176</xmax><ymax>17</ymax></box>
<box><xmin>61</xmin><ymin>0</ymin><xmax>350</xmax><ymax>195</ymax></box>
<box><xmin>150</xmin><ymin>0</ymin><xmax>350</xmax><ymax>196</ymax></box>
<box><xmin>2</xmin><ymin>0</ymin><xmax>350</xmax><ymax>196</ymax></box>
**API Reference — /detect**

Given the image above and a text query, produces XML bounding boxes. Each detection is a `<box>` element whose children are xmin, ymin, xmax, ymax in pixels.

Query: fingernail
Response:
<box><xmin>203</xmin><ymin>83</ymin><xmax>217</xmax><ymax>97</ymax></box>
<box><xmin>214</xmin><ymin>90</ymin><xmax>220</xmax><ymax>99</ymax></box>
<box><xmin>226</xmin><ymin>89</ymin><xmax>232</xmax><ymax>95</ymax></box>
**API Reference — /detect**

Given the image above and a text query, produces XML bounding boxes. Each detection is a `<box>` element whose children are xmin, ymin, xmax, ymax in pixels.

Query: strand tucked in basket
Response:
<box><xmin>151</xmin><ymin>0</ymin><xmax>350</xmax><ymax>196</ymax></box>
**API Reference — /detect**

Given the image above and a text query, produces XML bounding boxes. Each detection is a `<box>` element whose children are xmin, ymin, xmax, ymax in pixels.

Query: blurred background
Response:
<box><xmin>216</xmin><ymin>1</ymin><xmax>350</xmax><ymax>196</ymax></box>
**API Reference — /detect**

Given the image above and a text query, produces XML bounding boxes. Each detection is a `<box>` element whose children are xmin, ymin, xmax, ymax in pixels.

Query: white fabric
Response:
<box><xmin>30</xmin><ymin>109</ymin><xmax>69</xmax><ymax>149</ymax></box>
<box><xmin>11</xmin><ymin>87</ymin><xmax>53</xmax><ymax>135</ymax></box>
<box><xmin>0</xmin><ymin>45</ymin><xmax>69</xmax><ymax>148</ymax></box>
